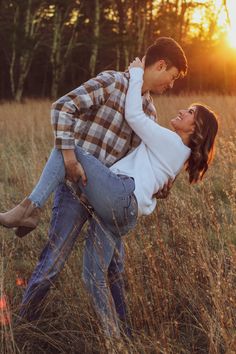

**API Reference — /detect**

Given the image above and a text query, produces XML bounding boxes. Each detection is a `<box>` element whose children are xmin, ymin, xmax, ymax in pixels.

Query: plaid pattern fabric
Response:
<box><xmin>51</xmin><ymin>70</ymin><xmax>157</xmax><ymax>167</ymax></box>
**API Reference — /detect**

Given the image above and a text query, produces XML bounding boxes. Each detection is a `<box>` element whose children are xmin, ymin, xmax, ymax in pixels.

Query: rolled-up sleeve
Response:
<box><xmin>51</xmin><ymin>73</ymin><xmax>116</xmax><ymax>150</ymax></box>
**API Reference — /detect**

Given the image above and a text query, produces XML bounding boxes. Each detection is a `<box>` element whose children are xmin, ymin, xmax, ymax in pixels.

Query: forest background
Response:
<box><xmin>1</xmin><ymin>0</ymin><xmax>236</xmax><ymax>102</ymax></box>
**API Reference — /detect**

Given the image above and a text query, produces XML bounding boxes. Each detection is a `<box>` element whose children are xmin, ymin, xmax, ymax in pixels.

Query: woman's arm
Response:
<box><xmin>125</xmin><ymin>67</ymin><xmax>167</xmax><ymax>149</ymax></box>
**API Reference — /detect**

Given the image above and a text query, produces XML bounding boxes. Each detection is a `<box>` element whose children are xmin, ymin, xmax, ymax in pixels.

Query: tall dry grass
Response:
<box><xmin>0</xmin><ymin>95</ymin><xmax>235</xmax><ymax>353</ymax></box>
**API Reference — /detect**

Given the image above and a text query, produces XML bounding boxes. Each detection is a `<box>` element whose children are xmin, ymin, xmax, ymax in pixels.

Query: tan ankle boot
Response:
<box><xmin>0</xmin><ymin>198</ymin><xmax>41</xmax><ymax>237</ymax></box>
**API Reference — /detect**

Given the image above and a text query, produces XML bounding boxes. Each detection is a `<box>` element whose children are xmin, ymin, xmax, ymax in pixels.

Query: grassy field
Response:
<box><xmin>0</xmin><ymin>95</ymin><xmax>235</xmax><ymax>353</ymax></box>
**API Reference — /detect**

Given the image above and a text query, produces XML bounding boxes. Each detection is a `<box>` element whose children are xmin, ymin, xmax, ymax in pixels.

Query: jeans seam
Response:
<box><xmin>29</xmin><ymin>187</ymin><xmax>72</xmax><ymax>286</ymax></box>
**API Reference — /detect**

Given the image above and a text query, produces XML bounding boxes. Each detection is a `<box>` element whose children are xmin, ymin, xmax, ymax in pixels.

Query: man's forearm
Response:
<box><xmin>51</xmin><ymin>97</ymin><xmax>77</xmax><ymax>150</ymax></box>
<box><xmin>62</xmin><ymin>149</ymin><xmax>77</xmax><ymax>163</ymax></box>
<box><xmin>61</xmin><ymin>149</ymin><xmax>87</xmax><ymax>185</ymax></box>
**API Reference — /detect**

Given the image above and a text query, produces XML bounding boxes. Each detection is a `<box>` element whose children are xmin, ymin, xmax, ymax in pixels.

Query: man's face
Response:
<box><xmin>145</xmin><ymin>61</ymin><xmax>179</xmax><ymax>94</ymax></box>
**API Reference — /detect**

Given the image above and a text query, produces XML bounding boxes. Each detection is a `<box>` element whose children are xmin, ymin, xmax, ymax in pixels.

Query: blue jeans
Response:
<box><xmin>29</xmin><ymin>147</ymin><xmax>137</xmax><ymax>236</ymax></box>
<box><xmin>19</xmin><ymin>147</ymin><xmax>138</xmax><ymax>336</ymax></box>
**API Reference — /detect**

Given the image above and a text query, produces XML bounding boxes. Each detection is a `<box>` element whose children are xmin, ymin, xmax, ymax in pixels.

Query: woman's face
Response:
<box><xmin>170</xmin><ymin>106</ymin><xmax>197</xmax><ymax>133</ymax></box>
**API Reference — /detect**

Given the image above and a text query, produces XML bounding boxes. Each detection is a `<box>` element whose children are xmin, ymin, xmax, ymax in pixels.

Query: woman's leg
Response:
<box><xmin>28</xmin><ymin>148</ymin><xmax>66</xmax><ymax>208</ymax></box>
<box><xmin>73</xmin><ymin>146</ymin><xmax>138</xmax><ymax>236</ymax></box>
<box><xmin>0</xmin><ymin>146</ymin><xmax>137</xmax><ymax>236</ymax></box>
<box><xmin>30</xmin><ymin>146</ymin><xmax>134</xmax><ymax>215</ymax></box>
<box><xmin>30</xmin><ymin>145</ymin><xmax>137</xmax><ymax>235</ymax></box>
<box><xmin>0</xmin><ymin>148</ymin><xmax>67</xmax><ymax>236</ymax></box>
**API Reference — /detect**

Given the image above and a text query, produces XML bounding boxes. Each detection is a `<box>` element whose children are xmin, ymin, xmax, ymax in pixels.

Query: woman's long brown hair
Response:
<box><xmin>185</xmin><ymin>104</ymin><xmax>219</xmax><ymax>183</ymax></box>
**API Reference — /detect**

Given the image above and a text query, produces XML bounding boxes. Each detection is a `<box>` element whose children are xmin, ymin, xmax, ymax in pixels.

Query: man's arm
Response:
<box><xmin>61</xmin><ymin>149</ymin><xmax>87</xmax><ymax>185</ymax></box>
<box><xmin>51</xmin><ymin>73</ymin><xmax>116</xmax><ymax>182</ymax></box>
<box><xmin>153</xmin><ymin>178</ymin><xmax>175</xmax><ymax>199</ymax></box>
<box><xmin>51</xmin><ymin>73</ymin><xmax>116</xmax><ymax>150</ymax></box>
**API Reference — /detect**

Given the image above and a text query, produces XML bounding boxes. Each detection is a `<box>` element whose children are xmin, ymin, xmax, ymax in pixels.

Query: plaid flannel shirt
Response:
<box><xmin>51</xmin><ymin>70</ymin><xmax>157</xmax><ymax>167</ymax></box>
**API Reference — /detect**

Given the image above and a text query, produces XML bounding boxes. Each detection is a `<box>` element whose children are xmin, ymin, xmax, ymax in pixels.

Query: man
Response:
<box><xmin>18</xmin><ymin>37</ymin><xmax>187</xmax><ymax>336</ymax></box>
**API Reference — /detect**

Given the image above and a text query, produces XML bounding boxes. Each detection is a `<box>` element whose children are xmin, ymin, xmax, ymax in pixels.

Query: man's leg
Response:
<box><xmin>18</xmin><ymin>183</ymin><xmax>89</xmax><ymax>321</ymax></box>
<box><xmin>82</xmin><ymin>217</ymin><xmax>122</xmax><ymax>337</ymax></box>
<box><xmin>108</xmin><ymin>243</ymin><xmax>132</xmax><ymax>337</ymax></box>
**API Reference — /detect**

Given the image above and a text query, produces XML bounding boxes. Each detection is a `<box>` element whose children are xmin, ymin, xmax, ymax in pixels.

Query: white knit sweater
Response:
<box><xmin>110</xmin><ymin>68</ymin><xmax>191</xmax><ymax>216</ymax></box>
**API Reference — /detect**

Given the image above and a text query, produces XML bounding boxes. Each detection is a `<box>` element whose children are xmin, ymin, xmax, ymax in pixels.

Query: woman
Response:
<box><xmin>0</xmin><ymin>59</ymin><xmax>218</xmax><ymax>236</ymax></box>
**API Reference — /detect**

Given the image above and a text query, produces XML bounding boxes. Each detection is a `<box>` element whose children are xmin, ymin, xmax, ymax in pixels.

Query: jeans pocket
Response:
<box><xmin>124</xmin><ymin>193</ymin><xmax>138</xmax><ymax>227</ymax></box>
<box><xmin>117</xmin><ymin>174</ymin><xmax>135</xmax><ymax>195</ymax></box>
<box><xmin>113</xmin><ymin>193</ymin><xmax>138</xmax><ymax>236</ymax></box>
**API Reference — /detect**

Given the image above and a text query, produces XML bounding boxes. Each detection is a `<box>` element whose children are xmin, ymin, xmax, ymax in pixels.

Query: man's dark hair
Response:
<box><xmin>145</xmin><ymin>37</ymin><xmax>188</xmax><ymax>77</ymax></box>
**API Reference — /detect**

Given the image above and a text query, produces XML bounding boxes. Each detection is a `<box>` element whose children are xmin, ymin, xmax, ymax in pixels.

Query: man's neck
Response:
<box><xmin>141</xmin><ymin>85</ymin><xmax>149</xmax><ymax>95</ymax></box>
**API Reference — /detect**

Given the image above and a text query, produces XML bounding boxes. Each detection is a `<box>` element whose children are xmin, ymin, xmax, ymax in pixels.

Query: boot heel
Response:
<box><xmin>15</xmin><ymin>226</ymin><xmax>35</xmax><ymax>238</ymax></box>
<box><xmin>0</xmin><ymin>198</ymin><xmax>41</xmax><ymax>230</ymax></box>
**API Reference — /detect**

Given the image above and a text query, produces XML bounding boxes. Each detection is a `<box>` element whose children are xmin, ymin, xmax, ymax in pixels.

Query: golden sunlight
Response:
<box><xmin>189</xmin><ymin>0</ymin><xmax>236</xmax><ymax>46</ymax></box>
<box><xmin>190</xmin><ymin>0</ymin><xmax>227</xmax><ymax>38</ymax></box>
<box><xmin>226</xmin><ymin>0</ymin><xmax>236</xmax><ymax>48</ymax></box>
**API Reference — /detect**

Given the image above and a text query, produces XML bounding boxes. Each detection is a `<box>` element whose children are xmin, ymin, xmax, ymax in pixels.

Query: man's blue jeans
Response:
<box><xmin>19</xmin><ymin>147</ymin><xmax>138</xmax><ymax>337</ymax></box>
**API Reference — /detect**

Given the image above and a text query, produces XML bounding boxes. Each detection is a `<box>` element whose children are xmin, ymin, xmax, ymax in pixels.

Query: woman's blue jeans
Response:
<box><xmin>19</xmin><ymin>147</ymin><xmax>138</xmax><ymax>337</ymax></box>
<box><xmin>29</xmin><ymin>147</ymin><xmax>137</xmax><ymax>237</ymax></box>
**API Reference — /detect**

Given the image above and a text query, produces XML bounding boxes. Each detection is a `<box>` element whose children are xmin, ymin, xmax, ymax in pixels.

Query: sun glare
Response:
<box><xmin>227</xmin><ymin>27</ymin><xmax>236</xmax><ymax>48</ymax></box>
<box><xmin>189</xmin><ymin>0</ymin><xmax>236</xmax><ymax>47</ymax></box>
<box><xmin>226</xmin><ymin>0</ymin><xmax>236</xmax><ymax>49</ymax></box>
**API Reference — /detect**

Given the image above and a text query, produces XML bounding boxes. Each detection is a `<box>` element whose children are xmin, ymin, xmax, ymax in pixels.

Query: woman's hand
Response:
<box><xmin>128</xmin><ymin>57</ymin><xmax>144</xmax><ymax>70</ymax></box>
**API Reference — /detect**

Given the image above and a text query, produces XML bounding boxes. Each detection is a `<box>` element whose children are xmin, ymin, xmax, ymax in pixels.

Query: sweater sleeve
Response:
<box><xmin>125</xmin><ymin>67</ymin><xmax>168</xmax><ymax>150</ymax></box>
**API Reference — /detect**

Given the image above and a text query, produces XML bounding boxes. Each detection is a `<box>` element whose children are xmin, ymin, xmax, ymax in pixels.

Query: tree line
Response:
<box><xmin>1</xmin><ymin>0</ymin><xmax>236</xmax><ymax>101</ymax></box>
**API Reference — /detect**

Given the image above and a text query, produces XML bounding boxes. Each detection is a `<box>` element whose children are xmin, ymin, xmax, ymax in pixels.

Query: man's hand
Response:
<box><xmin>62</xmin><ymin>149</ymin><xmax>87</xmax><ymax>185</ymax></box>
<box><xmin>153</xmin><ymin>178</ymin><xmax>174</xmax><ymax>199</ymax></box>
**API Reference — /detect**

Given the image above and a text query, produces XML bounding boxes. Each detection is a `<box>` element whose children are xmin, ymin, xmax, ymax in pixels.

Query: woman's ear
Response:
<box><xmin>190</xmin><ymin>124</ymin><xmax>196</xmax><ymax>134</ymax></box>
